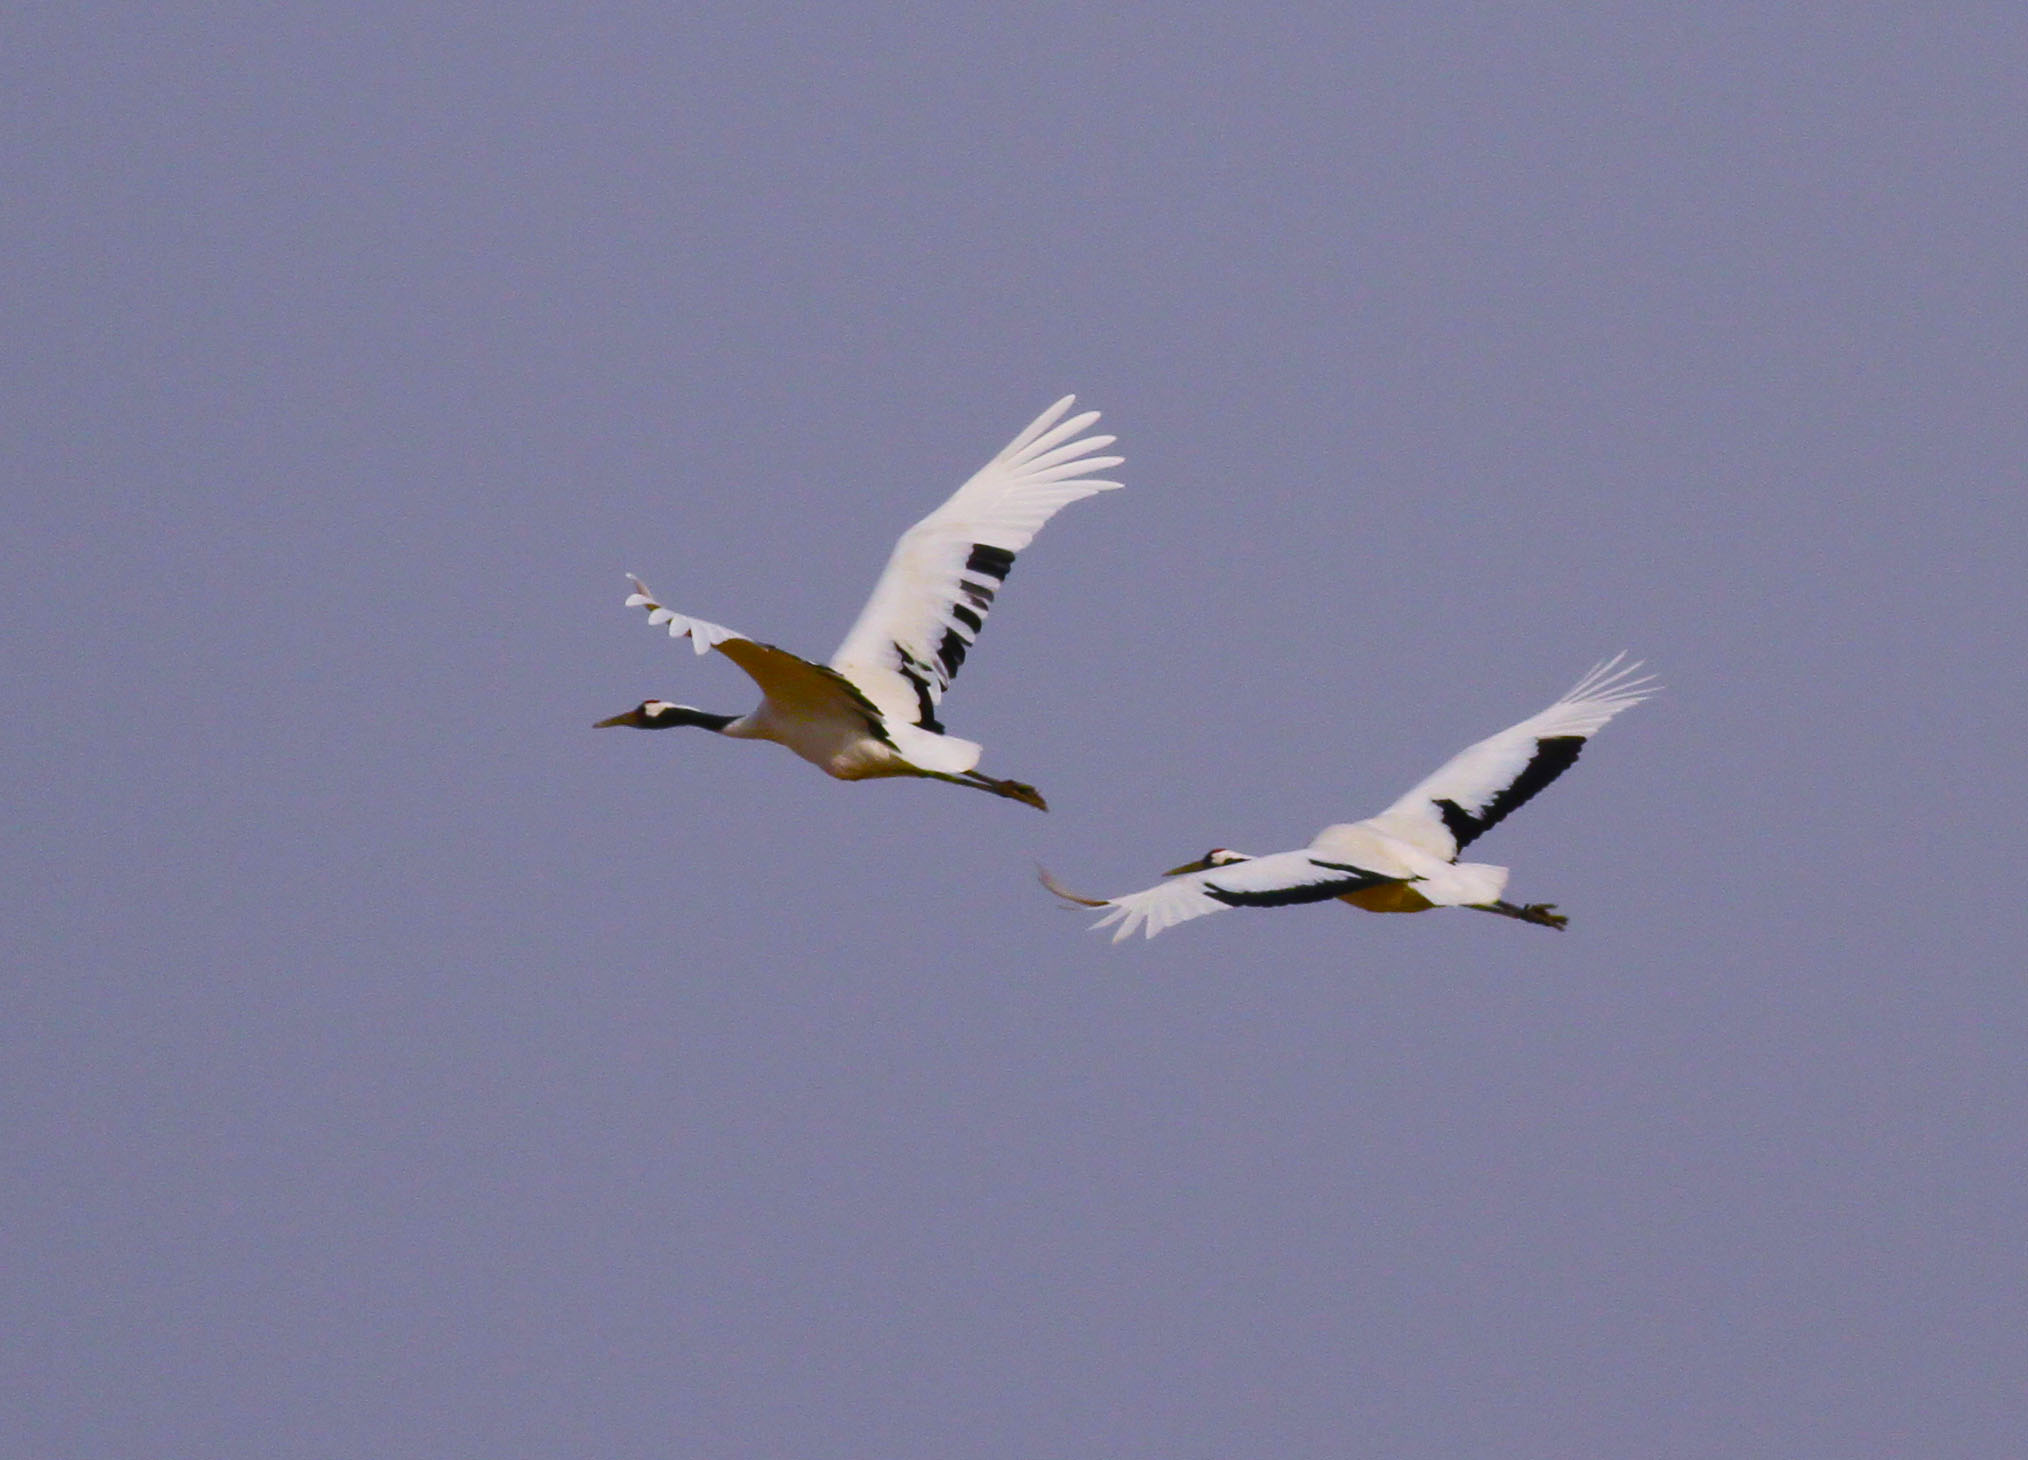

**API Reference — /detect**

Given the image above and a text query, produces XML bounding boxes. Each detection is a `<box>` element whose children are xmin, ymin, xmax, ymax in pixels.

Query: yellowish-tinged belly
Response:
<box><xmin>1339</xmin><ymin>881</ymin><xmax>1437</xmax><ymax>914</ymax></box>
<box><xmin>820</xmin><ymin>738</ymin><xmax>915</xmax><ymax>780</ymax></box>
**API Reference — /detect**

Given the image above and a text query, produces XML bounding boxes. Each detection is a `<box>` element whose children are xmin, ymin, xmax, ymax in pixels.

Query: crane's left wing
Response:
<box><xmin>1367</xmin><ymin>655</ymin><xmax>1657</xmax><ymax>861</ymax></box>
<box><xmin>622</xmin><ymin>575</ymin><xmax>908</xmax><ymax>747</ymax></box>
<box><xmin>1062</xmin><ymin>851</ymin><xmax>1399</xmax><ymax>943</ymax></box>
<box><xmin>829</xmin><ymin>396</ymin><xmax>1123</xmax><ymax>732</ymax></box>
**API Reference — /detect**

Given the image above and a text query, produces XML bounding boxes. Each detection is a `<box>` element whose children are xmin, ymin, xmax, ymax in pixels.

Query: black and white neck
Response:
<box><xmin>596</xmin><ymin>700</ymin><xmax>739</xmax><ymax>732</ymax></box>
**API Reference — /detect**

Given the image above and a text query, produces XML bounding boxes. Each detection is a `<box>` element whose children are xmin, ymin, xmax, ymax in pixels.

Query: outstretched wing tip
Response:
<box><xmin>1093</xmin><ymin>905</ymin><xmax>1138</xmax><ymax>943</ymax></box>
<box><xmin>614</xmin><ymin>576</ymin><xmax>741</xmax><ymax>656</ymax></box>
<box><xmin>828</xmin><ymin>397</ymin><xmax>1127</xmax><ymax>731</ymax></box>
<box><xmin>1572</xmin><ymin>651</ymin><xmax>1660</xmax><ymax>699</ymax></box>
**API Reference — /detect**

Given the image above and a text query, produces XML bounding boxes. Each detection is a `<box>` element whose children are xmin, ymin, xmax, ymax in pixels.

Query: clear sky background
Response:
<box><xmin>8</xmin><ymin>6</ymin><xmax>2025</xmax><ymax>1457</ymax></box>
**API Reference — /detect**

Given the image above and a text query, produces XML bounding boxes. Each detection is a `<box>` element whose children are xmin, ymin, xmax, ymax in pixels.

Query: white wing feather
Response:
<box><xmin>624</xmin><ymin>578</ymin><xmax>743</xmax><ymax>655</ymax></box>
<box><xmin>1364</xmin><ymin>654</ymin><xmax>1657</xmax><ymax>860</ymax></box>
<box><xmin>1089</xmin><ymin>851</ymin><xmax>1381</xmax><ymax>943</ymax></box>
<box><xmin>830</xmin><ymin>396</ymin><xmax>1123</xmax><ymax>731</ymax></box>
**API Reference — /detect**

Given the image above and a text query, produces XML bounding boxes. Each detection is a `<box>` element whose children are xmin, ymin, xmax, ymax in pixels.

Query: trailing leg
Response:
<box><xmin>919</xmin><ymin>768</ymin><xmax>1049</xmax><ymax>811</ymax></box>
<box><xmin>1469</xmin><ymin>899</ymin><xmax>1569</xmax><ymax>930</ymax></box>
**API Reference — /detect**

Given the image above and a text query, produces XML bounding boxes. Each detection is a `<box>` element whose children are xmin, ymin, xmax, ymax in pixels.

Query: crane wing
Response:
<box><xmin>1084</xmin><ymin>851</ymin><xmax>1397</xmax><ymax>943</ymax></box>
<box><xmin>1366</xmin><ymin>655</ymin><xmax>1656</xmax><ymax>861</ymax></box>
<box><xmin>829</xmin><ymin>396</ymin><xmax>1123</xmax><ymax>732</ymax></box>
<box><xmin>623</xmin><ymin>576</ymin><xmax>889</xmax><ymax>736</ymax></box>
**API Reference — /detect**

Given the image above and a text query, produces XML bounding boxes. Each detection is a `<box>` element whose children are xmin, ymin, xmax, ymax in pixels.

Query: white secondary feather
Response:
<box><xmin>1362</xmin><ymin>654</ymin><xmax>1657</xmax><ymax>861</ymax></box>
<box><xmin>830</xmin><ymin>395</ymin><xmax>1124</xmax><ymax>731</ymax></box>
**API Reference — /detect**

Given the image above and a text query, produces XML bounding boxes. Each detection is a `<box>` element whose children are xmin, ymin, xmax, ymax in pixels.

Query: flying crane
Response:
<box><xmin>1042</xmin><ymin>657</ymin><xmax>1656</xmax><ymax>937</ymax></box>
<box><xmin>597</xmin><ymin>397</ymin><xmax>1122</xmax><ymax>810</ymax></box>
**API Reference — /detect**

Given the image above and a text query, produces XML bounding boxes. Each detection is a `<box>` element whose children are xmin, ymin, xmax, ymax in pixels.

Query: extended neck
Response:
<box><xmin>599</xmin><ymin>702</ymin><xmax>741</xmax><ymax>732</ymax></box>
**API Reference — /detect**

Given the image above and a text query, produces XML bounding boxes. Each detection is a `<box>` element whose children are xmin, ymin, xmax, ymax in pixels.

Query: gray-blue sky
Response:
<box><xmin>7</xmin><ymin>5</ymin><xmax>2025</xmax><ymax>1456</ymax></box>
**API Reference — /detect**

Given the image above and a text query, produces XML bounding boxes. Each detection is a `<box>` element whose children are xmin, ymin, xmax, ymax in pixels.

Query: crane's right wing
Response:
<box><xmin>829</xmin><ymin>396</ymin><xmax>1123</xmax><ymax>733</ymax></box>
